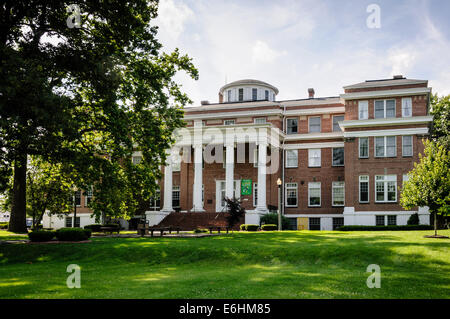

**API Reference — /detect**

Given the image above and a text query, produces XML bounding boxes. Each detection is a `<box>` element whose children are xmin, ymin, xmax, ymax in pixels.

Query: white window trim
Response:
<box><xmin>332</xmin><ymin>147</ymin><xmax>345</xmax><ymax>166</ymax></box>
<box><xmin>224</xmin><ymin>119</ymin><xmax>235</xmax><ymax>126</ymax></box>
<box><xmin>172</xmin><ymin>186</ymin><xmax>180</xmax><ymax>208</ymax></box>
<box><xmin>308</xmin><ymin>116</ymin><xmax>321</xmax><ymax>133</ymax></box>
<box><xmin>359</xmin><ymin>175</ymin><xmax>369</xmax><ymax>203</ymax></box>
<box><xmin>358</xmin><ymin>100</ymin><xmax>369</xmax><ymax>120</ymax></box>
<box><xmin>285</xmin><ymin>149</ymin><xmax>298</xmax><ymax>168</ymax></box>
<box><xmin>332</xmin><ymin>181</ymin><xmax>345</xmax><ymax>207</ymax></box>
<box><xmin>374</xmin><ymin>136</ymin><xmax>397</xmax><ymax>158</ymax></box>
<box><xmin>402</xmin><ymin>135</ymin><xmax>413</xmax><ymax>157</ymax></box>
<box><xmin>308</xmin><ymin>149</ymin><xmax>321</xmax><ymax>167</ymax></box>
<box><xmin>286</xmin><ymin>117</ymin><xmax>298</xmax><ymax>134</ymax></box>
<box><xmin>254</xmin><ymin>117</ymin><xmax>267</xmax><ymax>124</ymax></box>
<box><xmin>375</xmin><ymin>175</ymin><xmax>397</xmax><ymax>203</ymax></box>
<box><xmin>285</xmin><ymin>183</ymin><xmax>298</xmax><ymax>207</ymax></box>
<box><xmin>401</xmin><ymin>97</ymin><xmax>412</xmax><ymax>117</ymax></box>
<box><xmin>308</xmin><ymin>182</ymin><xmax>321</xmax><ymax>207</ymax></box>
<box><xmin>358</xmin><ymin>137</ymin><xmax>369</xmax><ymax>158</ymax></box>
<box><xmin>374</xmin><ymin>99</ymin><xmax>396</xmax><ymax>119</ymax></box>
<box><xmin>84</xmin><ymin>187</ymin><xmax>93</xmax><ymax>206</ymax></box>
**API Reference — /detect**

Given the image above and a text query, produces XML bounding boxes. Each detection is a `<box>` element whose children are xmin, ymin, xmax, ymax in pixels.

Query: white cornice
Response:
<box><xmin>284</xmin><ymin>131</ymin><xmax>344</xmax><ymax>141</ymax></box>
<box><xmin>184</xmin><ymin>109</ymin><xmax>282</xmax><ymax>120</ymax></box>
<box><xmin>343</xmin><ymin>127</ymin><xmax>429</xmax><ymax>138</ymax></box>
<box><xmin>339</xmin><ymin>116</ymin><xmax>433</xmax><ymax>129</ymax></box>
<box><xmin>284</xmin><ymin>106</ymin><xmax>345</xmax><ymax>116</ymax></box>
<box><xmin>185</xmin><ymin>101</ymin><xmax>279</xmax><ymax>112</ymax></box>
<box><xmin>284</xmin><ymin>141</ymin><xmax>344</xmax><ymax>149</ymax></box>
<box><xmin>340</xmin><ymin>87</ymin><xmax>431</xmax><ymax>100</ymax></box>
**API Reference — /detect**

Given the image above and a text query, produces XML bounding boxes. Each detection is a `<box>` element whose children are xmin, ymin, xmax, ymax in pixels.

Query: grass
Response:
<box><xmin>0</xmin><ymin>229</ymin><xmax>449</xmax><ymax>298</ymax></box>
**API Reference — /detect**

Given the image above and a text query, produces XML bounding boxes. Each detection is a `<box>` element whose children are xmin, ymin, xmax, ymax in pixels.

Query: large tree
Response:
<box><xmin>0</xmin><ymin>1</ymin><xmax>198</xmax><ymax>232</ymax></box>
<box><xmin>430</xmin><ymin>94</ymin><xmax>450</xmax><ymax>150</ymax></box>
<box><xmin>400</xmin><ymin>140</ymin><xmax>450</xmax><ymax>236</ymax></box>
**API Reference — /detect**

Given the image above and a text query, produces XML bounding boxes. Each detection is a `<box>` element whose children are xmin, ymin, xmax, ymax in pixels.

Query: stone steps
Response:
<box><xmin>156</xmin><ymin>212</ymin><xmax>243</xmax><ymax>231</ymax></box>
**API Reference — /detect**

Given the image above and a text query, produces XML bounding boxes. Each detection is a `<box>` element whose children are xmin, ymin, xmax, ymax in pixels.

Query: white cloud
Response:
<box><xmin>154</xmin><ymin>0</ymin><xmax>193</xmax><ymax>41</ymax></box>
<box><xmin>251</xmin><ymin>41</ymin><xmax>286</xmax><ymax>63</ymax></box>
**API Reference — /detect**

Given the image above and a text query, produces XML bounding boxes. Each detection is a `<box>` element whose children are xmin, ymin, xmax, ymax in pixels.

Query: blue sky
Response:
<box><xmin>153</xmin><ymin>0</ymin><xmax>450</xmax><ymax>106</ymax></box>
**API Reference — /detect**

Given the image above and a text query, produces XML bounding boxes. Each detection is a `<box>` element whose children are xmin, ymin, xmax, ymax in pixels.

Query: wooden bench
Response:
<box><xmin>100</xmin><ymin>226</ymin><xmax>120</xmax><ymax>235</ymax></box>
<box><xmin>208</xmin><ymin>226</ymin><xmax>230</xmax><ymax>234</ymax></box>
<box><xmin>147</xmin><ymin>226</ymin><xmax>181</xmax><ymax>237</ymax></box>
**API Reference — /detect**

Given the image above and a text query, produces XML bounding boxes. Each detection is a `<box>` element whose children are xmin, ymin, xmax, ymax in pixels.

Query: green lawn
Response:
<box><xmin>0</xmin><ymin>229</ymin><xmax>449</xmax><ymax>298</ymax></box>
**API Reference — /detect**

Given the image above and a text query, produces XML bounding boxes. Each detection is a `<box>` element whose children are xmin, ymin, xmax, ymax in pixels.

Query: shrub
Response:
<box><xmin>28</xmin><ymin>230</ymin><xmax>55</xmax><ymax>242</ymax></box>
<box><xmin>193</xmin><ymin>228</ymin><xmax>208</xmax><ymax>233</ymax></box>
<box><xmin>260</xmin><ymin>213</ymin><xmax>290</xmax><ymax>230</ymax></box>
<box><xmin>337</xmin><ymin>225</ymin><xmax>433</xmax><ymax>231</ymax></box>
<box><xmin>102</xmin><ymin>223</ymin><xmax>121</xmax><ymax>230</ymax></box>
<box><xmin>55</xmin><ymin>227</ymin><xmax>91</xmax><ymax>241</ymax></box>
<box><xmin>240</xmin><ymin>224</ymin><xmax>247</xmax><ymax>231</ymax></box>
<box><xmin>246</xmin><ymin>224</ymin><xmax>259</xmax><ymax>231</ymax></box>
<box><xmin>407</xmin><ymin>213</ymin><xmax>420</xmax><ymax>225</ymax></box>
<box><xmin>0</xmin><ymin>222</ymin><xmax>8</xmax><ymax>229</ymax></box>
<box><xmin>84</xmin><ymin>224</ymin><xmax>102</xmax><ymax>232</ymax></box>
<box><xmin>261</xmin><ymin>224</ymin><xmax>278</xmax><ymax>231</ymax></box>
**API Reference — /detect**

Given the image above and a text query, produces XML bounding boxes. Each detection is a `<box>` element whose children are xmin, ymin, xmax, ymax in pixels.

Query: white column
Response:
<box><xmin>191</xmin><ymin>145</ymin><xmax>205</xmax><ymax>212</ymax></box>
<box><xmin>256</xmin><ymin>142</ymin><xmax>268</xmax><ymax>212</ymax></box>
<box><xmin>225</xmin><ymin>143</ymin><xmax>234</xmax><ymax>199</ymax></box>
<box><xmin>161</xmin><ymin>155</ymin><xmax>173</xmax><ymax>213</ymax></box>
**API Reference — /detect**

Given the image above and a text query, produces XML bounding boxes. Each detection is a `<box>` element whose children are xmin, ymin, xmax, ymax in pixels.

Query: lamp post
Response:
<box><xmin>277</xmin><ymin>178</ymin><xmax>282</xmax><ymax>231</ymax></box>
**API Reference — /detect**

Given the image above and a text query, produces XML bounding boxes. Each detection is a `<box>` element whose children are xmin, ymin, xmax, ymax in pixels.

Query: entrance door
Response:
<box><xmin>216</xmin><ymin>180</ymin><xmax>241</xmax><ymax>212</ymax></box>
<box><xmin>297</xmin><ymin>217</ymin><xmax>308</xmax><ymax>230</ymax></box>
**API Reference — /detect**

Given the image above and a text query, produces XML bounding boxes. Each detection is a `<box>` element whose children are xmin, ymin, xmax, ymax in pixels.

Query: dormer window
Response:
<box><xmin>252</xmin><ymin>88</ymin><xmax>257</xmax><ymax>101</ymax></box>
<box><xmin>227</xmin><ymin>90</ymin><xmax>231</xmax><ymax>102</ymax></box>
<box><xmin>224</xmin><ymin>119</ymin><xmax>235</xmax><ymax>126</ymax></box>
<box><xmin>238</xmin><ymin>88</ymin><xmax>244</xmax><ymax>101</ymax></box>
<box><xmin>265</xmin><ymin>90</ymin><xmax>269</xmax><ymax>100</ymax></box>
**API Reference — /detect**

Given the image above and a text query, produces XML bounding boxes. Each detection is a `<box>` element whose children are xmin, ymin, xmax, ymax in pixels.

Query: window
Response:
<box><xmin>332</xmin><ymin>147</ymin><xmax>344</xmax><ymax>166</ymax></box>
<box><xmin>359</xmin><ymin>137</ymin><xmax>369</xmax><ymax>158</ymax></box>
<box><xmin>359</xmin><ymin>175</ymin><xmax>369</xmax><ymax>203</ymax></box>
<box><xmin>309</xmin><ymin>116</ymin><xmax>321</xmax><ymax>133</ymax></box>
<box><xmin>132</xmin><ymin>156</ymin><xmax>142</xmax><ymax>165</ymax></box>
<box><xmin>220</xmin><ymin>181</ymin><xmax>238</xmax><ymax>207</ymax></box>
<box><xmin>388</xmin><ymin>215</ymin><xmax>397</xmax><ymax>226</ymax></box>
<box><xmin>286</xmin><ymin>150</ymin><xmax>298</xmax><ymax>168</ymax></box>
<box><xmin>224</xmin><ymin>119</ymin><xmax>235</xmax><ymax>126</ymax></box>
<box><xmin>308</xmin><ymin>149</ymin><xmax>321</xmax><ymax>167</ymax></box>
<box><xmin>286</xmin><ymin>118</ymin><xmax>298</xmax><ymax>134</ymax></box>
<box><xmin>375</xmin><ymin>175</ymin><xmax>397</xmax><ymax>203</ymax></box>
<box><xmin>238</xmin><ymin>88</ymin><xmax>244</xmax><ymax>101</ymax></box>
<box><xmin>172</xmin><ymin>186</ymin><xmax>180</xmax><ymax>208</ymax></box>
<box><xmin>85</xmin><ymin>187</ymin><xmax>93</xmax><ymax>206</ymax></box>
<box><xmin>285</xmin><ymin>183</ymin><xmax>298</xmax><ymax>207</ymax></box>
<box><xmin>308</xmin><ymin>182</ymin><xmax>321</xmax><ymax>207</ymax></box>
<box><xmin>333</xmin><ymin>115</ymin><xmax>344</xmax><ymax>132</ymax></box>
<box><xmin>333</xmin><ymin>217</ymin><xmax>344</xmax><ymax>230</ymax></box>
<box><xmin>265</xmin><ymin>90</ymin><xmax>269</xmax><ymax>100</ymax></box>
<box><xmin>375</xmin><ymin>136</ymin><xmax>396</xmax><ymax>157</ymax></box>
<box><xmin>374</xmin><ymin>99</ymin><xmax>396</xmax><ymax>118</ymax></box>
<box><xmin>252</xmin><ymin>88</ymin><xmax>257</xmax><ymax>101</ymax></box>
<box><xmin>74</xmin><ymin>191</ymin><xmax>81</xmax><ymax>206</ymax></box>
<box><xmin>309</xmin><ymin>218</ymin><xmax>321</xmax><ymax>230</ymax></box>
<box><xmin>288</xmin><ymin>218</ymin><xmax>297</xmax><ymax>230</ymax></box>
<box><xmin>149</xmin><ymin>189</ymin><xmax>160</xmax><ymax>211</ymax></box>
<box><xmin>65</xmin><ymin>217</ymin><xmax>72</xmax><ymax>228</ymax></box>
<box><xmin>253</xmin><ymin>183</ymin><xmax>258</xmax><ymax>207</ymax></box>
<box><xmin>332</xmin><ymin>181</ymin><xmax>345</xmax><ymax>206</ymax></box>
<box><xmin>227</xmin><ymin>90</ymin><xmax>231</xmax><ymax>102</ymax></box>
<box><xmin>402</xmin><ymin>98</ymin><xmax>412</xmax><ymax>117</ymax></box>
<box><xmin>358</xmin><ymin>101</ymin><xmax>369</xmax><ymax>120</ymax></box>
<box><xmin>402</xmin><ymin>174</ymin><xmax>409</xmax><ymax>186</ymax></box>
<box><xmin>254</xmin><ymin>117</ymin><xmax>266</xmax><ymax>124</ymax></box>
<box><xmin>402</xmin><ymin>135</ymin><xmax>413</xmax><ymax>157</ymax></box>
<box><xmin>376</xmin><ymin>215</ymin><xmax>385</xmax><ymax>226</ymax></box>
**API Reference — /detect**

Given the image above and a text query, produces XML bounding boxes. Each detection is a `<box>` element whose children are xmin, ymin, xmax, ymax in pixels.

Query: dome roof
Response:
<box><xmin>219</xmin><ymin>79</ymin><xmax>279</xmax><ymax>95</ymax></box>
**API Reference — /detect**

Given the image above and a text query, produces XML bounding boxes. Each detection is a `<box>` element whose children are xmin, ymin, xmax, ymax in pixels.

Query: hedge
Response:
<box><xmin>84</xmin><ymin>224</ymin><xmax>102</xmax><ymax>232</ymax></box>
<box><xmin>245</xmin><ymin>224</ymin><xmax>260</xmax><ymax>231</ymax></box>
<box><xmin>28</xmin><ymin>230</ymin><xmax>55</xmax><ymax>242</ymax></box>
<box><xmin>193</xmin><ymin>228</ymin><xmax>208</xmax><ymax>233</ymax></box>
<box><xmin>337</xmin><ymin>225</ymin><xmax>434</xmax><ymax>231</ymax></box>
<box><xmin>240</xmin><ymin>224</ymin><xmax>247</xmax><ymax>231</ymax></box>
<box><xmin>261</xmin><ymin>224</ymin><xmax>278</xmax><ymax>231</ymax></box>
<box><xmin>0</xmin><ymin>222</ymin><xmax>8</xmax><ymax>229</ymax></box>
<box><xmin>55</xmin><ymin>228</ymin><xmax>92</xmax><ymax>241</ymax></box>
<box><xmin>103</xmin><ymin>223</ymin><xmax>121</xmax><ymax>230</ymax></box>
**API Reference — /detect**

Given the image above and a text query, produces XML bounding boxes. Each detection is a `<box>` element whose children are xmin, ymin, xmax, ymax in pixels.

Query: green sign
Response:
<box><xmin>241</xmin><ymin>179</ymin><xmax>252</xmax><ymax>196</ymax></box>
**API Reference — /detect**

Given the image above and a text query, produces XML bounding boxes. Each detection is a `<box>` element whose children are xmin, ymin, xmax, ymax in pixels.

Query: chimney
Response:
<box><xmin>201</xmin><ymin>100</ymin><xmax>210</xmax><ymax>105</ymax></box>
<box><xmin>308</xmin><ymin>88</ymin><xmax>315</xmax><ymax>98</ymax></box>
<box><xmin>393</xmin><ymin>75</ymin><xmax>404</xmax><ymax>79</ymax></box>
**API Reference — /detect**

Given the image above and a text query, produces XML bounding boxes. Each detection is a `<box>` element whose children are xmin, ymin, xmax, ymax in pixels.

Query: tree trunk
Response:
<box><xmin>8</xmin><ymin>153</ymin><xmax>28</xmax><ymax>233</ymax></box>
<box><xmin>434</xmin><ymin>211</ymin><xmax>438</xmax><ymax>236</ymax></box>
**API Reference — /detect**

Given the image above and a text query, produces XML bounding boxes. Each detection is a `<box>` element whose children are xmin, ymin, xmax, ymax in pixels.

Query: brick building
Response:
<box><xmin>43</xmin><ymin>76</ymin><xmax>433</xmax><ymax>230</ymax></box>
